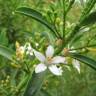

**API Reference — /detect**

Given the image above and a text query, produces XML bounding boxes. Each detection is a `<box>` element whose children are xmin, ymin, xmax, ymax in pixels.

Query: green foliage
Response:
<box><xmin>16</xmin><ymin>7</ymin><xmax>57</xmax><ymax>37</ymax></box>
<box><xmin>0</xmin><ymin>29</ymin><xmax>8</xmax><ymax>46</ymax></box>
<box><xmin>81</xmin><ymin>11</ymin><xmax>96</xmax><ymax>25</ymax></box>
<box><xmin>70</xmin><ymin>53</ymin><xmax>96</xmax><ymax>70</ymax></box>
<box><xmin>0</xmin><ymin>0</ymin><xmax>96</xmax><ymax>96</ymax></box>
<box><xmin>24</xmin><ymin>71</ymin><xmax>46</xmax><ymax>96</ymax></box>
<box><xmin>0</xmin><ymin>45</ymin><xmax>14</xmax><ymax>60</ymax></box>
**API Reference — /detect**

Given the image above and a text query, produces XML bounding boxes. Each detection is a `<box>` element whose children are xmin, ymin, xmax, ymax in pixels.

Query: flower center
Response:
<box><xmin>45</xmin><ymin>56</ymin><xmax>52</xmax><ymax>65</ymax></box>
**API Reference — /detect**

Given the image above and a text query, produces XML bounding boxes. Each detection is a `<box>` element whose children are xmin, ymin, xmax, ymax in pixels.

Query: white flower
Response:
<box><xmin>68</xmin><ymin>46</ymin><xmax>80</xmax><ymax>73</ymax></box>
<box><xmin>72</xmin><ymin>59</ymin><xmax>80</xmax><ymax>73</ymax></box>
<box><xmin>34</xmin><ymin>45</ymin><xmax>65</xmax><ymax>76</ymax></box>
<box><xmin>35</xmin><ymin>43</ymin><xmax>39</xmax><ymax>47</ymax></box>
<box><xmin>19</xmin><ymin>46</ymin><xmax>25</xmax><ymax>54</ymax></box>
<box><xmin>24</xmin><ymin>43</ymin><xmax>34</xmax><ymax>56</ymax></box>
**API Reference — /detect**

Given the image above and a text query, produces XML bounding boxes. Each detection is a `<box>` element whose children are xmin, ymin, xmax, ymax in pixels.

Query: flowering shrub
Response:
<box><xmin>0</xmin><ymin>0</ymin><xmax>96</xmax><ymax>96</ymax></box>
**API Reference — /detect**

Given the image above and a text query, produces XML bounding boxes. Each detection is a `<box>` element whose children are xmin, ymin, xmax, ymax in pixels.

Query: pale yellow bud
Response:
<box><xmin>66</xmin><ymin>21</ymin><xmax>71</xmax><ymax>28</ymax></box>
<box><xmin>63</xmin><ymin>48</ymin><xmax>69</xmax><ymax>56</ymax></box>
<box><xmin>11</xmin><ymin>63</ymin><xmax>21</xmax><ymax>68</ymax></box>
<box><xmin>59</xmin><ymin>21</ymin><xmax>63</xmax><ymax>26</ymax></box>
<box><xmin>56</xmin><ymin>39</ymin><xmax>63</xmax><ymax>46</ymax></box>
<box><xmin>1</xmin><ymin>80</ymin><xmax>4</xmax><ymax>84</ymax></box>
<box><xmin>15</xmin><ymin>41</ymin><xmax>20</xmax><ymax>48</ymax></box>
<box><xmin>56</xmin><ymin>17</ymin><xmax>61</xmax><ymax>24</ymax></box>
<box><xmin>5</xmin><ymin>79</ymin><xmax>9</xmax><ymax>83</ymax></box>
<box><xmin>7</xmin><ymin>75</ymin><xmax>10</xmax><ymax>79</ymax></box>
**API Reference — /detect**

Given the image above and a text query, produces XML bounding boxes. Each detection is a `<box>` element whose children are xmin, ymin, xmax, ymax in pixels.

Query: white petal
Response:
<box><xmin>19</xmin><ymin>46</ymin><xmax>25</xmax><ymax>54</ymax></box>
<box><xmin>69</xmin><ymin>50</ymin><xmax>76</xmax><ymax>53</ymax></box>
<box><xmin>27</xmin><ymin>45</ymin><xmax>32</xmax><ymax>50</ymax></box>
<box><xmin>69</xmin><ymin>46</ymin><xmax>76</xmax><ymax>53</ymax></box>
<box><xmin>46</xmin><ymin>45</ymin><xmax>54</xmax><ymax>57</ymax></box>
<box><xmin>34</xmin><ymin>50</ymin><xmax>45</xmax><ymax>62</ymax></box>
<box><xmin>35</xmin><ymin>63</ymin><xmax>47</xmax><ymax>73</ymax></box>
<box><xmin>72</xmin><ymin>59</ymin><xmax>80</xmax><ymax>73</ymax></box>
<box><xmin>48</xmin><ymin>65</ymin><xmax>63</xmax><ymax>76</ymax></box>
<box><xmin>35</xmin><ymin>43</ymin><xmax>39</xmax><ymax>47</ymax></box>
<box><xmin>30</xmin><ymin>52</ymin><xmax>33</xmax><ymax>56</ymax></box>
<box><xmin>26</xmin><ymin>51</ymin><xmax>33</xmax><ymax>56</ymax></box>
<box><xmin>52</xmin><ymin>56</ymin><xmax>66</xmax><ymax>64</ymax></box>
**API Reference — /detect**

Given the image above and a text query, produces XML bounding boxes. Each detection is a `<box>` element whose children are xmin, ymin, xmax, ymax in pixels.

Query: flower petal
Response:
<box><xmin>68</xmin><ymin>45</ymin><xmax>76</xmax><ymax>53</ymax></box>
<box><xmin>35</xmin><ymin>63</ymin><xmax>47</xmax><ymax>73</ymax></box>
<box><xmin>72</xmin><ymin>59</ymin><xmax>80</xmax><ymax>73</ymax></box>
<box><xmin>48</xmin><ymin>65</ymin><xmax>63</xmax><ymax>76</ymax></box>
<box><xmin>52</xmin><ymin>56</ymin><xmax>66</xmax><ymax>64</ymax></box>
<box><xmin>19</xmin><ymin>46</ymin><xmax>25</xmax><ymax>54</ymax></box>
<box><xmin>34</xmin><ymin>50</ymin><xmax>45</xmax><ymax>62</ymax></box>
<box><xmin>46</xmin><ymin>45</ymin><xmax>54</xmax><ymax>57</ymax></box>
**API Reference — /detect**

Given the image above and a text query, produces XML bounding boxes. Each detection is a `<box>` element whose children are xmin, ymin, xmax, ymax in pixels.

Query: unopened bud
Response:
<box><xmin>5</xmin><ymin>79</ymin><xmax>9</xmax><ymax>83</ymax></box>
<box><xmin>56</xmin><ymin>39</ymin><xmax>63</xmax><ymax>46</ymax></box>
<box><xmin>63</xmin><ymin>48</ymin><xmax>69</xmax><ymax>56</ymax></box>
<box><xmin>59</xmin><ymin>21</ymin><xmax>63</xmax><ymax>26</ymax></box>
<box><xmin>56</xmin><ymin>17</ymin><xmax>61</xmax><ymax>24</ymax></box>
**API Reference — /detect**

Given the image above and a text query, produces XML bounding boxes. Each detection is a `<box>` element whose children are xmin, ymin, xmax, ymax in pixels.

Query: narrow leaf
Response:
<box><xmin>24</xmin><ymin>71</ymin><xmax>46</xmax><ymax>96</ymax></box>
<box><xmin>70</xmin><ymin>53</ymin><xmax>96</xmax><ymax>70</ymax></box>
<box><xmin>81</xmin><ymin>11</ymin><xmax>96</xmax><ymax>26</ymax></box>
<box><xmin>40</xmin><ymin>89</ymin><xmax>52</xmax><ymax>96</ymax></box>
<box><xmin>16</xmin><ymin>7</ymin><xmax>56</xmax><ymax>37</ymax></box>
<box><xmin>0</xmin><ymin>45</ymin><xmax>14</xmax><ymax>60</ymax></box>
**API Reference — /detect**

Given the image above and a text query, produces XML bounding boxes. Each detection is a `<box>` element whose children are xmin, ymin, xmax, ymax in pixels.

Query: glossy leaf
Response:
<box><xmin>0</xmin><ymin>45</ymin><xmax>14</xmax><ymax>60</ymax></box>
<box><xmin>16</xmin><ymin>7</ymin><xmax>57</xmax><ymax>37</ymax></box>
<box><xmin>24</xmin><ymin>71</ymin><xmax>46</xmax><ymax>96</ymax></box>
<box><xmin>70</xmin><ymin>53</ymin><xmax>96</xmax><ymax>70</ymax></box>
<box><xmin>81</xmin><ymin>11</ymin><xmax>96</xmax><ymax>26</ymax></box>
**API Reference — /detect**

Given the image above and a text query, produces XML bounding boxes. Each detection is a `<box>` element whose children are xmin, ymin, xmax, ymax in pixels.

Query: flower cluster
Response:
<box><xmin>34</xmin><ymin>45</ymin><xmax>65</xmax><ymax>76</ymax></box>
<box><xmin>15</xmin><ymin>42</ymin><xmax>35</xmax><ymax>60</ymax></box>
<box><xmin>34</xmin><ymin>45</ymin><xmax>81</xmax><ymax>76</ymax></box>
<box><xmin>15</xmin><ymin>42</ymin><xmax>81</xmax><ymax>76</ymax></box>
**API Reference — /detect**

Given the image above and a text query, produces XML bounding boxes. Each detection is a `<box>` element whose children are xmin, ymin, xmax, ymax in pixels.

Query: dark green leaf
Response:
<box><xmin>81</xmin><ymin>11</ymin><xmax>96</xmax><ymax>26</ymax></box>
<box><xmin>16</xmin><ymin>7</ymin><xmax>57</xmax><ymax>37</ymax></box>
<box><xmin>70</xmin><ymin>53</ymin><xmax>96</xmax><ymax>70</ymax></box>
<box><xmin>80</xmin><ymin>0</ymin><xmax>96</xmax><ymax>22</ymax></box>
<box><xmin>66</xmin><ymin>0</ymin><xmax>75</xmax><ymax>13</ymax></box>
<box><xmin>0</xmin><ymin>45</ymin><xmax>14</xmax><ymax>60</ymax></box>
<box><xmin>24</xmin><ymin>71</ymin><xmax>46</xmax><ymax>96</ymax></box>
<box><xmin>0</xmin><ymin>29</ymin><xmax>8</xmax><ymax>46</ymax></box>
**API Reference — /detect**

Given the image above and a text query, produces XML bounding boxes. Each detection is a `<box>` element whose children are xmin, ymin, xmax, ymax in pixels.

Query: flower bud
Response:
<box><xmin>56</xmin><ymin>17</ymin><xmax>61</xmax><ymax>25</ymax></box>
<box><xmin>56</xmin><ymin>39</ymin><xmax>63</xmax><ymax>46</ymax></box>
<box><xmin>63</xmin><ymin>48</ymin><xmax>69</xmax><ymax>56</ymax></box>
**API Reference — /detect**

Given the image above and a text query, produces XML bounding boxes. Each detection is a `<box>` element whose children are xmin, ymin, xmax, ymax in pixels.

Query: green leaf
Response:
<box><xmin>16</xmin><ymin>7</ymin><xmax>57</xmax><ymax>37</ymax></box>
<box><xmin>80</xmin><ymin>0</ymin><xmax>96</xmax><ymax>22</ymax></box>
<box><xmin>81</xmin><ymin>11</ymin><xmax>96</xmax><ymax>26</ymax></box>
<box><xmin>17</xmin><ymin>75</ymin><xmax>30</xmax><ymax>92</ymax></box>
<box><xmin>66</xmin><ymin>0</ymin><xmax>75</xmax><ymax>14</ymax></box>
<box><xmin>24</xmin><ymin>71</ymin><xmax>46</xmax><ymax>96</ymax></box>
<box><xmin>70</xmin><ymin>53</ymin><xmax>96</xmax><ymax>70</ymax></box>
<box><xmin>65</xmin><ymin>0</ymin><xmax>96</xmax><ymax>46</ymax></box>
<box><xmin>0</xmin><ymin>29</ymin><xmax>8</xmax><ymax>46</ymax></box>
<box><xmin>0</xmin><ymin>45</ymin><xmax>14</xmax><ymax>60</ymax></box>
<box><xmin>40</xmin><ymin>89</ymin><xmax>52</xmax><ymax>96</ymax></box>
